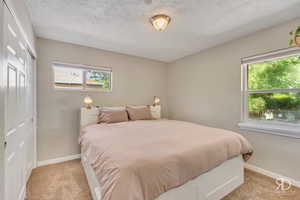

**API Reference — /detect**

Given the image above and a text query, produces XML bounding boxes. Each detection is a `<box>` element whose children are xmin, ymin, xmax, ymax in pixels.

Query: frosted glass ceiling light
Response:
<box><xmin>150</xmin><ymin>14</ymin><xmax>171</xmax><ymax>31</ymax></box>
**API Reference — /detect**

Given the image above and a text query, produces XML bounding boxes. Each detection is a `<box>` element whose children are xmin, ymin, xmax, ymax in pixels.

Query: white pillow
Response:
<box><xmin>101</xmin><ymin>106</ymin><xmax>126</xmax><ymax>110</ymax></box>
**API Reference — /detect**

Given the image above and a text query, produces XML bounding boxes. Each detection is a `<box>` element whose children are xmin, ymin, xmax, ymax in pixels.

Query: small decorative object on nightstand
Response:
<box><xmin>151</xmin><ymin>96</ymin><xmax>161</xmax><ymax>119</ymax></box>
<box><xmin>153</xmin><ymin>96</ymin><xmax>160</xmax><ymax>106</ymax></box>
<box><xmin>84</xmin><ymin>95</ymin><xmax>93</xmax><ymax>109</ymax></box>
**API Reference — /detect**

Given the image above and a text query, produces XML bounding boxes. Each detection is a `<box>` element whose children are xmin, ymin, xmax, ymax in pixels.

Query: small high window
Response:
<box><xmin>53</xmin><ymin>62</ymin><xmax>112</xmax><ymax>91</ymax></box>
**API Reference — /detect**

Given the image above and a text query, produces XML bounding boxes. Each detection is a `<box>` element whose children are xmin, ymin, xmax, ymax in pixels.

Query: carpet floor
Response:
<box><xmin>26</xmin><ymin>159</ymin><xmax>300</xmax><ymax>200</ymax></box>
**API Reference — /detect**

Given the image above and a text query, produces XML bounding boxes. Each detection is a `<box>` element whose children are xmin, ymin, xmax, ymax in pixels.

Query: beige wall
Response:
<box><xmin>34</xmin><ymin>11</ymin><xmax>300</xmax><ymax>181</ymax></box>
<box><xmin>36</xmin><ymin>38</ymin><xmax>168</xmax><ymax>161</ymax></box>
<box><xmin>167</xmin><ymin>18</ymin><xmax>300</xmax><ymax>181</ymax></box>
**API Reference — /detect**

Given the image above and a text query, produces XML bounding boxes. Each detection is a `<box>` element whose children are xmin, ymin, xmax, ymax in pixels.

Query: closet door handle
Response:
<box><xmin>4</xmin><ymin>141</ymin><xmax>7</xmax><ymax>149</ymax></box>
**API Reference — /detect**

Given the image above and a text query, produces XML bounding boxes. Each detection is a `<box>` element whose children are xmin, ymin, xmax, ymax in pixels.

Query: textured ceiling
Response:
<box><xmin>25</xmin><ymin>0</ymin><xmax>300</xmax><ymax>62</ymax></box>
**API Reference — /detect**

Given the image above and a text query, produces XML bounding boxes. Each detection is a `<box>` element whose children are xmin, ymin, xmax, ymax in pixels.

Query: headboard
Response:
<box><xmin>80</xmin><ymin>105</ymin><xmax>162</xmax><ymax>127</ymax></box>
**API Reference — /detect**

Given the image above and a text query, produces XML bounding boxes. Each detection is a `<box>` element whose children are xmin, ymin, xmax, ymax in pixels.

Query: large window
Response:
<box><xmin>53</xmin><ymin>62</ymin><xmax>112</xmax><ymax>91</ymax></box>
<box><xmin>240</xmin><ymin>48</ymin><xmax>300</xmax><ymax>138</ymax></box>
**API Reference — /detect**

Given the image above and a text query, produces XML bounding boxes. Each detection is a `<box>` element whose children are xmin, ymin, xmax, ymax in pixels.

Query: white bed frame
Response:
<box><xmin>80</xmin><ymin>107</ymin><xmax>244</xmax><ymax>200</ymax></box>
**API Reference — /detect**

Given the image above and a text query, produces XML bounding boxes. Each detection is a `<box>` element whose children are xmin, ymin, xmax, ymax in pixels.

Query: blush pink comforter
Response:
<box><xmin>80</xmin><ymin>120</ymin><xmax>253</xmax><ymax>200</ymax></box>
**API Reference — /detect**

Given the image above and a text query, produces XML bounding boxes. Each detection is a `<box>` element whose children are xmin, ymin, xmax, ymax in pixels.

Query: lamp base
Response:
<box><xmin>85</xmin><ymin>104</ymin><xmax>92</xmax><ymax>109</ymax></box>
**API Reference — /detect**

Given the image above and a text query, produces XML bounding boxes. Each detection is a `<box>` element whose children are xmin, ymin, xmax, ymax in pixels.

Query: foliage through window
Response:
<box><xmin>243</xmin><ymin>54</ymin><xmax>300</xmax><ymax>124</ymax></box>
<box><xmin>85</xmin><ymin>70</ymin><xmax>111</xmax><ymax>89</ymax></box>
<box><xmin>53</xmin><ymin>63</ymin><xmax>112</xmax><ymax>91</ymax></box>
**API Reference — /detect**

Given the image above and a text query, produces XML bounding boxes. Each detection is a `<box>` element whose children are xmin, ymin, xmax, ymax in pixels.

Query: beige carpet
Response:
<box><xmin>26</xmin><ymin>159</ymin><xmax>300</xmax><ymax>200</ymax></box>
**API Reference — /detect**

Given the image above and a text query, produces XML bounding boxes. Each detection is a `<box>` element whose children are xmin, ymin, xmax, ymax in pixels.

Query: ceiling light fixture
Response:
<box><xmin>150</xmin><ymin>14</ymin><xmax>171</xmax><ymax>31</ymax></box>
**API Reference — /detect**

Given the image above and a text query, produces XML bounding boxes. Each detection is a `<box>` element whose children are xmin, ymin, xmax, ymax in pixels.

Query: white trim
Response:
<box><xmin>37</xmin><ymin>154</ymin><xmax>81</xmax><ymax>167</ymax></box>
<box><xmin>3</xmin><ymin>0</ymin><xmax>36</xmax><ymax>58</ymax></box>
<box><xmin>52</xmin><ymin>62</ymin><xmax>113</xmax><ymax>92</ymax></box>
<box><xmin>240</xmin><ymin>48</ymin><xmax>300</xmax><ymax>138</ymax></box>
<box><xmin>0</xmin><ymin>2</ymin><xmax>5</xmax><ymax>200</ymax></box>
<box><xmin>33</xmin><ymin>59</ymin><xmax>37</xmax><ymax>168</ymax></box>
<box><xmin>53</xmin><ymin>61</ymin><xmax>112</xmax><ymax>72</ymax></box>
<box><xmin>245</xmin><ymin>163</ymin><xmax>300</xmax><ymax>188</ymax></box>
<box><xmin>53</xmin><ymin>87</ymin><xmax>113</xmax><ymax>93</ymax></box>
<box><xmin>247</xmin><ymin>88</ymin><xmax>300</xmax><ymax>94</ymax></box>
<box><xmin>238</xmin><ymin>121</ymin><xmax>300</xmax><ymax>139</ymax></box>
<box><xmin>241</xmin><ymin>46</ymin><xmax>300</xmax><ymax>64</ymax></box>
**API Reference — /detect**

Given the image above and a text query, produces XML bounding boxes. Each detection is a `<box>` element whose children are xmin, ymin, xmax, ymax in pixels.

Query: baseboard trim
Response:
<box><xmin>245</xmin><ymin>163</ymin><xmax>300</xmax><ymax>188</ymax></box>
<box><xmin>37</xmin><ymin>154</ymin><xmax>81</xmax><ymax>167</ymax></box>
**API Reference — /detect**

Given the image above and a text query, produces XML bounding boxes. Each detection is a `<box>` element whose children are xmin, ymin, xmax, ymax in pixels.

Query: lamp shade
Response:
<box><xmin>153</xmin><ymin>96</ymin><xmax>160</xmax><ymax>106</ymax></box>
<box><xmin>84</xmin><ymin>96</ymin><xmax>93</xmax><ymax>108</ymax></box>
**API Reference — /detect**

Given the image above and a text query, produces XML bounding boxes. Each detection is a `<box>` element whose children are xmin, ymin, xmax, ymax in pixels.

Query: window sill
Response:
<box><xmin>53</xmin><ymin>87</ymin><xmax>112</xmax><ymax>92</ymax></box>
<box><xmin>238</xmin><ymin>121</ymin><xmax>300</xmax><ymax>139</ymax></box>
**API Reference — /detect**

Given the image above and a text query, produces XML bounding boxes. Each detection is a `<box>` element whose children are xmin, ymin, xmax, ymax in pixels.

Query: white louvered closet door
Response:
<box><xmin>3</xmin><ymin>5</ymin><xmax>35</xmax><ymax>200</ymax></box>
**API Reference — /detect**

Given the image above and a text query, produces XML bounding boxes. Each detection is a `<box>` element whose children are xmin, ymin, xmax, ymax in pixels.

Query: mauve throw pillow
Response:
<box><xmin>126</xmin><ymin>106</ymin><xmax>153</xmax><ymax>121</ymax></box>
<box><xmin>98</xmin><ymin>109</ymin><xmax>129</xmax><ymax>124</ymax></box>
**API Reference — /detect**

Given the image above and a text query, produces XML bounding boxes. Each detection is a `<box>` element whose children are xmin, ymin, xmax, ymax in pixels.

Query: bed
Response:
<box><xmin>79</xmin><ymin>107</ymin><xmax>252</xmax><ymax>200</ymax></box>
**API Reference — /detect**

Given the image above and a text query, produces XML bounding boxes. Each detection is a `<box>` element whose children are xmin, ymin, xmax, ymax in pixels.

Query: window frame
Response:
<box><xmin>239</xmin><ymin>47</ymin><xmax>300</xmax><ymax>138</ymax></box>
<box><xmin>52</xmin><ymin>62</ymin><xmax>113</xmax><ymax>92</ymax></box>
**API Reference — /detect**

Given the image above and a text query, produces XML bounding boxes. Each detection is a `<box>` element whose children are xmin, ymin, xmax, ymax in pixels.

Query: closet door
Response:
<box><xmin>0</xmin><ymin>1</ymin><xmax>5</xmax><ymax>200</ymax></box>
<box><xmin>3</xmin><ymin>5</ymin><xmax>35</xmax><ymax>200</ymax></box>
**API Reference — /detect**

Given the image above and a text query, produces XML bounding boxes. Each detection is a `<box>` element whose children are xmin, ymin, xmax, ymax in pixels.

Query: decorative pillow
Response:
<box><xmin>126</xmin><ymin>106</ymin><xmax>153</xmax><ymax>121</ymax></box>
<box><xmin>98</xmin><ymin>107</ymin><xmax>129</xmax><ymax>124</ymax></box>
